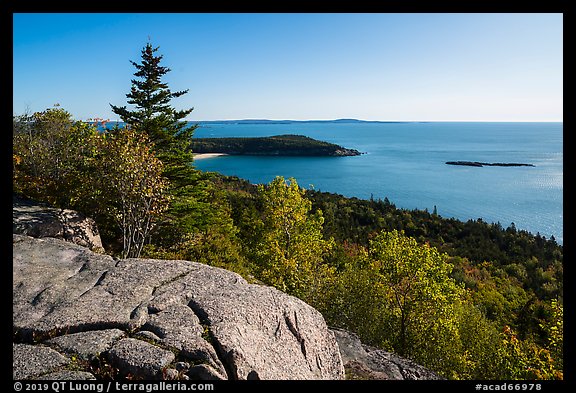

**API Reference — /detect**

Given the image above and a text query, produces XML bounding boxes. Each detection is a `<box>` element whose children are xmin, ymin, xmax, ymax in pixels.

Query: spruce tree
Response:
<box><xmin>110</xmin><ymin>42</ymin><xmax>210</xmax><ymax>246</ymax></box>
<box><xmin>110</xmin><ymin>42</ymin><xmax>196</xmax><ymax>185</ymax></box>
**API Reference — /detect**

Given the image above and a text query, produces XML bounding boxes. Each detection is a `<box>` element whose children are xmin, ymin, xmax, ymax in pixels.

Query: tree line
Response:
<box><xmin>12</xmin><ymin>43</ymin><xmax>563</xmax><ymax>380</ymax></box>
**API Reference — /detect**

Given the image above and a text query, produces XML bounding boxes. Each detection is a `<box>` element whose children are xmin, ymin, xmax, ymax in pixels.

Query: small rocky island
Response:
<box><xmin>446</xmin><ymin>161</ymin><xmax>535</xmax><ymax>167</ymax></box>
<box><xmin>191</xmin><ymin>134</ymin><xmax>362</xmax><ymax>156</ymax></box>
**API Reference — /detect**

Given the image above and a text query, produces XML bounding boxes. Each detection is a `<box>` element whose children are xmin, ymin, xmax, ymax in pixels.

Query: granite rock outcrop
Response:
<box><xmin>13</xmin><ymin>200</ymin><xmax>441</xmax><ymax>381</ymax></box>
<box><xmin>13</xmin><ymin>234</ymin><xmax>344</xmax><ymax>380</ymax></box>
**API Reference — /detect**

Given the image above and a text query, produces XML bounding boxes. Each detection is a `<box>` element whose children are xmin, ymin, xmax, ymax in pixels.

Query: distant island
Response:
<box><xmin>95</xmin><ymin>119</ymin><xmax>422</xmax><ymax>131</ymax></box>
<box><xmin>195</xmin><ymin>119</ymin><xmax>417</xmax><ymax>125</ymax></box>
<box><xmin>446</xmin><ymin>161</ymin><xmax>535</xmax><ymax>167</ymax></box>
<box><xmin>191</xmin><ymin>134</ymin><xmax>362</xmax><ymax>156</ymax></box>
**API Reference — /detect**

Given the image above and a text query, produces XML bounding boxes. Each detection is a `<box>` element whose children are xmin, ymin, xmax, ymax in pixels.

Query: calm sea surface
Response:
<box><xmin>192</xmin><ymin>122</ymin><xmax>563</xmax><ymax>244</ymax></box>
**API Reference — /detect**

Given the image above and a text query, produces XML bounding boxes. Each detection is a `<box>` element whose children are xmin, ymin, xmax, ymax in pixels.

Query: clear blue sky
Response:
<box><xmin>13</xmin><ymin>13</ymin><xmax>563</xmax><ymax>121</ymax></box>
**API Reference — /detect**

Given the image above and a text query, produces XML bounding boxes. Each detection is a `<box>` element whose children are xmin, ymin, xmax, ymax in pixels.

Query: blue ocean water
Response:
<box><xmin>192</xmin><ymin>122</ymin><xmax>563</xmax><ymax>244</ymax></box>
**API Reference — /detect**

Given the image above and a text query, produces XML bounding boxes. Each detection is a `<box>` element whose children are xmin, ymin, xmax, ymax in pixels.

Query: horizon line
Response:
<box><xmin>85</xmin><ymin>118</ymin><xmax>564</xmax><ymax>123</ymax></box>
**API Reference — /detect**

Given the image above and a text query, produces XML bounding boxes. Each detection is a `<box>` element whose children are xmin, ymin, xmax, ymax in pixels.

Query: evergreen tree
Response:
<box><xmin>110</xmin><ymin>42</ymin><xmax>196</xmax><ymax>184</ymax></box>
<box><xmin>110</xmin><ymin>42</ymin><xmax>212</xmax><ymax>245</ymax></box>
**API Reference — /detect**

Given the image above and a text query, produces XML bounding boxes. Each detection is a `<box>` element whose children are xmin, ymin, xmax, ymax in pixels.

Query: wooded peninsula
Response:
<box><xmin>190</xmin><ymin>134</ymin><xmax>362</xmax><ymax>156</ymax></box>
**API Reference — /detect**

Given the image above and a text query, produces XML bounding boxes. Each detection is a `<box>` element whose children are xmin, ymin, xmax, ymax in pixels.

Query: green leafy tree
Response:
<box><xmin>453</xmin><ymin>300</ymin><xmax>506</xmax><ymax>379</ymax></box>
<box><xmin>143</xmin><ymin>177</ymin><xmax>250</xmax><ymax>276</ymax></box>
<box><xmin>315</xmin><ymin>243</ymin><xmax>388</xmax><ymax>345</ymax></box>
<box><xmin>368</xmin><ymin>230</ymin><xmax>466</xmax><ymax>374</ymax></box>
<box><xmin>95</xmin><ymin>128</ymin><xmax>170</xmax><ymax>258</ymax></box>
<box><xmin>13</xmin><ymin>107</ymin><xmax>100</xmax><ymax>208</ymax></box>
<box><xmin>254</xmin><ymin>176</ymin><xmax>334</xmax><ymax>300</ymax></box>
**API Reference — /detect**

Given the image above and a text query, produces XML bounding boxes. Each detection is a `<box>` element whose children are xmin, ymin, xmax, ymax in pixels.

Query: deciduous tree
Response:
<box><xmin>368</xmin><ymin>230</ymin><xmax>465</xmax><ymax>372</ymax></box>
<box><xmin>254</xmin><ymin>176</ymin><xmax>334</xmax><ymax>300</ymax></box>
<box><xmin>12</xmin><ymin>107</ymin><xmax>99</xmax><ymax>208</ymax></box>
<box><xmin>96</xmin><ymin>128</ymin><xmax>170</xmax><ymax>258</ymax></box>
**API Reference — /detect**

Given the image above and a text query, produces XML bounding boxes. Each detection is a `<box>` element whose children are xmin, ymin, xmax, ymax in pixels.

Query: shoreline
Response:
<box><xmin>193</xmin><ymin>153</ymin><xmax>228</xmax><ymax>160</ymax></box>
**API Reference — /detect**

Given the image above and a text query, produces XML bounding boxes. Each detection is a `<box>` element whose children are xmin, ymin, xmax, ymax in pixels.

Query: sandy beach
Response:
<box><xmin>193</xmin><ymin>153</ymin><xmax>228</xmax><ymax>160</ymax></box>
